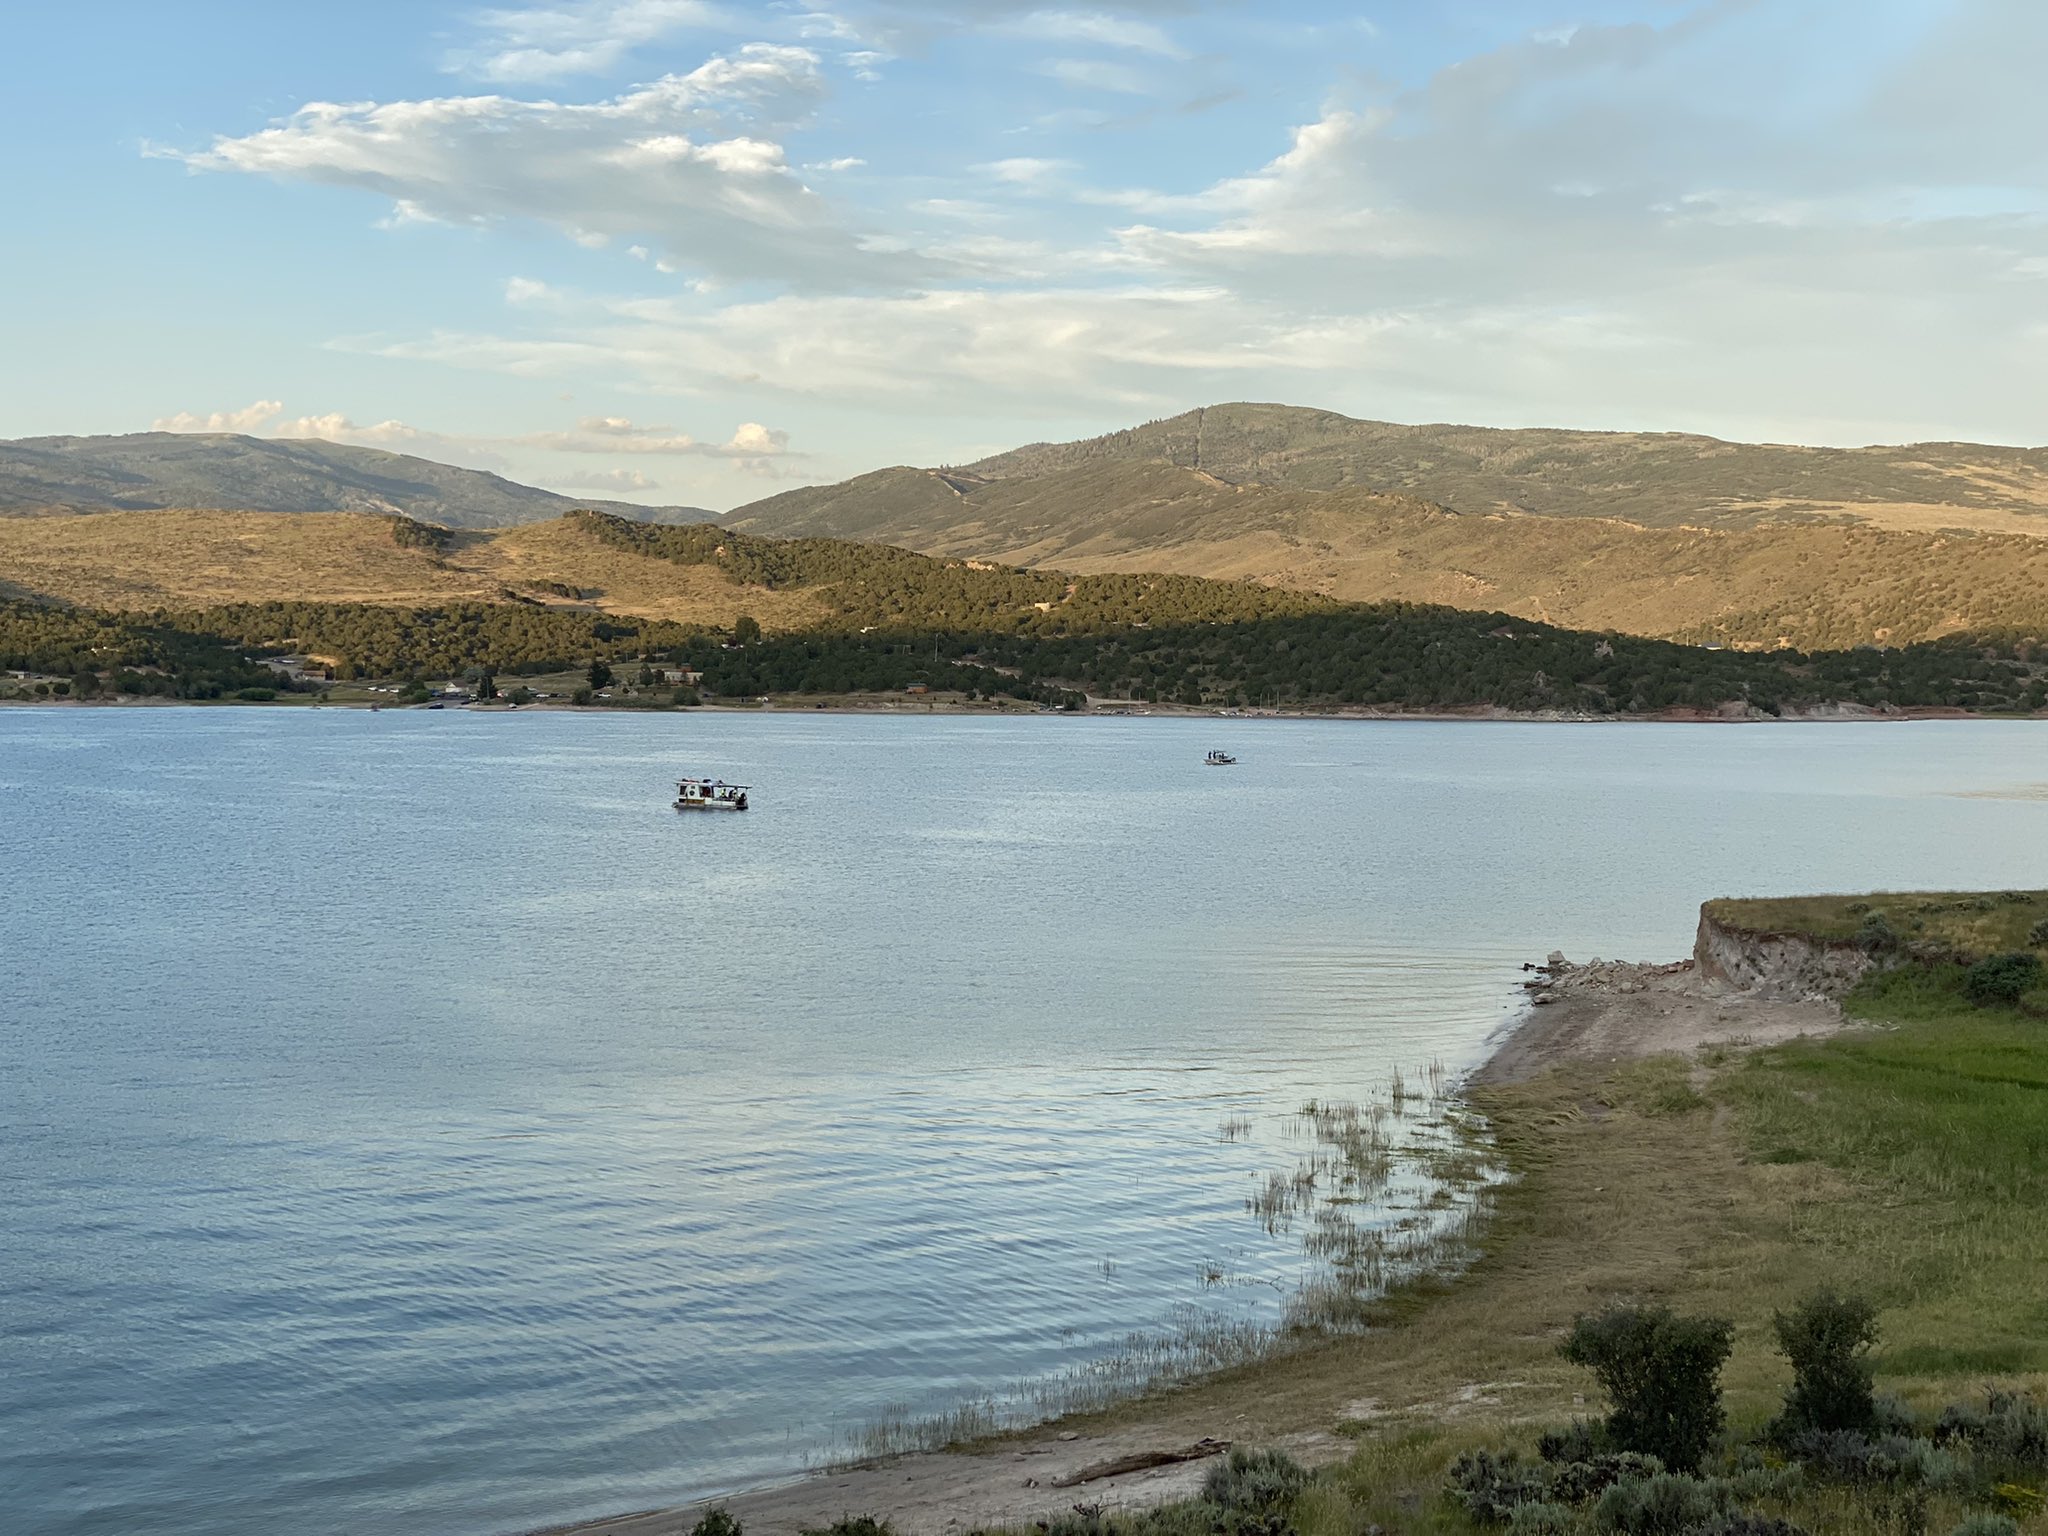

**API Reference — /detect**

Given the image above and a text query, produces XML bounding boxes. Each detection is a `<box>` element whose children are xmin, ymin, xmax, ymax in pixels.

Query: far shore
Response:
<box><xmin>517</xmin><ymin>949</ymin><xmax>1852</xmax><ymax>1536</ymax></box>
<box><xmin>0</xmin><ymin>693</ymin><xmax>2008</xmax><ymax>725</ymax></box>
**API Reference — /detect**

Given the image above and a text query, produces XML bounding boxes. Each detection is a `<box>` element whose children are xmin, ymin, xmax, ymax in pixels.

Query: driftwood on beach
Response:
<box><xmin>1049</xmin><ymin>1438</ymin><xmax>1232</xmax><ymax>1488</ymax></box>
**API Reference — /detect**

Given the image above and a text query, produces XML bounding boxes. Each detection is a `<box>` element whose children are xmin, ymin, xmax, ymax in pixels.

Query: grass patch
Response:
<box><xmin>1707</xmin><ymin>892</ymin><xmax>2048</xmax><ymax>958</ymax></box>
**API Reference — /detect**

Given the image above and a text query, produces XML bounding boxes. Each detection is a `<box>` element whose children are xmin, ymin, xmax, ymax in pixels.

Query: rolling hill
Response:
<box><xmin>721</xmin><ymin>404</ymin><xmax>2048</xmax><ymax>648</ymax></box>
<box><xmin>957</xmin><ymin>404</ymin><xmax>2048</xmax><ymax>531</ymax></box>
<box><xmin>0</xmin><ymin>432</ymin><xmax>709</xmax><ymax>529</ymax></box>
<box><xmin>9</xmin><ymin>501</ymin><xmax>2048</xmax><ymax>652</ymax></box>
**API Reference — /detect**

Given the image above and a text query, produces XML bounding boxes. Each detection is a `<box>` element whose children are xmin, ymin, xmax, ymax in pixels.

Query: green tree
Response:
<box><xmin>1561</xmin><ymin>1305</ymin><xmax>1734</xmax><ymax>1473</ymax></box>
<box><xmin>587</xmin><ymin>659</ymin><xmax>613</xmax><ymax>690</ymax></box>
<box><xmin>476</xmin><ymin>671</ymin><xmax>499</xmax><ymax>700</ymax></box>
<box><xmin>1770</xmin><ymin>1289</ymin><xmax>1880</xmax><ymax>1440</ymax></box>
<box><xmin>733</xmin><ymin>615</ymin><xmax>763</xmax><ymax>646</ymax></box>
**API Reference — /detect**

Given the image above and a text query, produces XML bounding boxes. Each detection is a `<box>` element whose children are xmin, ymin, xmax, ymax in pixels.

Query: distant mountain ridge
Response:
<box><xmin>956</xmin><ymin>404</ymin><xmax>2048</xmax><ymax>528</ymax></box>
<box><xmin>0</xmin><ymin>432</ymin><xmax>709</xmax><ymax>529</ymax></box>
<box><xmin>721</xmin><ymin>404</ymin><xmax>2048</xmax><ymax>644</ymax></box>
<box><xmin>730</xmin><ymin>403</ymin><xmax>2048</xmax><ymax>546</ymax></box>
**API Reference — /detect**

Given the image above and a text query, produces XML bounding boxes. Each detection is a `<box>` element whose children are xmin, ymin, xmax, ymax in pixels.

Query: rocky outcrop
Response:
<box><xmin>1692</xmin><ymin>908</ymin><xmax>1874</xmax><ymax>1001</ymax></box>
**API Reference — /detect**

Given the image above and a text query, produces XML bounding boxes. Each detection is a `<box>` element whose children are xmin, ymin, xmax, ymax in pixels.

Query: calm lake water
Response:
<box><xmin>7</xmin><ymin>710</ymin><xmax>2048</xmax><ymax>1536</ymax></box>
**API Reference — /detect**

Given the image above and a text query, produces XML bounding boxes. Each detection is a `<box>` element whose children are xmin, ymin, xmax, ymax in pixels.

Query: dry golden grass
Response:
<box><xmin>733</xmin><ymin>461</ymin><xmax>2048</xmax><ymax>648</ymax></box>
<box><xmin>0</xmin><ymin>510</ymin><xmax>488</xmax><ymax>608</ymax></box>
<box><xmin>0</xmin><ymin>510</ymin><xmax>829</xmax><ymax>632</ymax></box>
<box><xmin>458</xmin><ymin>519</ymin><xmax>826</xmax><ymax>628</ymax></box>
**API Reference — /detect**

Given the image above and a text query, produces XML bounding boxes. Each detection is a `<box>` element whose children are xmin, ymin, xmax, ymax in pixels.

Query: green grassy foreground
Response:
<box><xmin>933</xmin><ymin>901</ymin><xmax>2048</xmax><ymax>1536</ymax></box>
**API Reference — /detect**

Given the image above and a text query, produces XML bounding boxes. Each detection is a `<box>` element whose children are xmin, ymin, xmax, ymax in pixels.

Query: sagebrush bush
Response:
<box><xmin>1855</xmin><ymin>914</ymin><xmax>1900</xmax><ymax>955</ymax></box>
<box><xmin>1202</xmin><ymin>1448</ymin><xmax>1310</xmax><ymax>1512</ymax></box>
<box><xmin>1788</xmin><ymin>1430</ymin><xmax>1960</xmax><ymax>1489</ymax></box>
<box><xmin>799</xmin><ymin>1518</ymin><xmax>894</xmax><ymax>1536</ymax></box>
<box><xmin>1962</xmin><ymin>952</ymin><xmax>2043</xmax><ymax>1006</ymax></box>
<box><xmin>1548</xmin><ymin>1455</ymin><xmax>1669</xmax><ymax>1506</ymax></box>
<box><xmin>1592</xmin><ymin>1472</ymin><xmax>1735</xmax><ymax>1536</ymax></box>
<box><xmin>1937</xmin><ymin>1391</ymin><xmax>2048</xmax><ymax>1472</ymax></box>
<box><xmin>1771</xmin><ymin>1290</ymin><xmax>1881</xmax><ymax>1438</ymax></box>
<box><xmin>690</xmin><ymin>1510</ymin><xmax>742</xmax><ymax>1536</ymax></box>
<box><xmin>1562</xmin><ymin>1306</ymin><xmax>1735</xmax><ymax>1474</ymax></box>
<box><xmin>1947</xmin><ymin>1516</ymin><xmax>2018</xmax><ymax>1536</ymax></box>
<box><xmin>2028</xmin><ymin>916</ymin><xmax>2048</xmax><ymax>947</ymax></box>
<box><xmin>1508</xmin><ymin>1502</ymin><xmax>1577</xmax><ymax>1536</ymax></box>
<box><xmin>1449</xmin><ymin>1450</ymin><xmax>1553</xmax><ymax>1525</ymax></box>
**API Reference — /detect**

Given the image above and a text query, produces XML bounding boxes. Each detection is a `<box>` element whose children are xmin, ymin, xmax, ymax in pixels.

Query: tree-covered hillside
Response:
<box><xmin>7</xmin><ymin>596</ymin><xmax>2043</xmax><ymax>717</ymax></box>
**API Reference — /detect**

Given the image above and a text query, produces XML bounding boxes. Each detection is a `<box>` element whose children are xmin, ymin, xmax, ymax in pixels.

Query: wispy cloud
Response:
<box><xmin>450</xmin><ymin>0</ymin><xmax>726</xmax><ymax>81</ymax></box>
<box><xmin>1037</xmin><ymin>56</ymin><xmax>1152</xmax><ymax>93</ymax></box>
<box><xmin>1003</xmin><ymin>9</ymin><xmax>1186</xmax><ymax>58</ymax></box>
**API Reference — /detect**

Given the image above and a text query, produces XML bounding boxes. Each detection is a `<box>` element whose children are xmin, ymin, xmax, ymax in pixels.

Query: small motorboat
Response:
<box><xmin>1205</xmin><ymin>750</ymin><xmax>1237</xmax><ymax>766</ymax></box>
<box><xmin>676</xmin><ymin>777</ymin><xmax>750</xmax><ymax>811</ymax></box>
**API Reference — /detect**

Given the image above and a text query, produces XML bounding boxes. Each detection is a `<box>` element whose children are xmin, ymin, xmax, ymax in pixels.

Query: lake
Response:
<box><xmin>6</xmin><ymin>710</ymin><xmax>2048</xmax><ymax>1536</ymax></box>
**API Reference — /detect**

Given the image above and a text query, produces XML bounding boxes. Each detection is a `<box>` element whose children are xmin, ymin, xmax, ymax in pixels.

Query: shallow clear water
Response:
<box><xmin>6</xmin><ymin>711</ymin><xmax>2048</xmax><ymax>1536</ymax></box>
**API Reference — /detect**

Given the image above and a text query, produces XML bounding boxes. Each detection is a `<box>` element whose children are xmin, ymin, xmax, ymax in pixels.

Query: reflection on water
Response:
<box><xmin>6</xmin><ymin>712</ymin><xmax>2048</xmax><ymax>1536</ymax></box>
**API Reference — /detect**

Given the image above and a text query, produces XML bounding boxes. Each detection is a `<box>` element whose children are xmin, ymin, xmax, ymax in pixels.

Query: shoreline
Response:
<box><xmin>0</xmin><ymin>695</ymin><xmax>2009</xmax><ymax>725</ymax></box>
<box><xmin>521</xmin><ymin>947</ymin><xmax>1849</xmax><ymax>1536</ymax></box>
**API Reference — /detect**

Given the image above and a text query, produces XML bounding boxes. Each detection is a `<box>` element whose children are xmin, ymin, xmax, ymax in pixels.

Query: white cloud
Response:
<box><xmin>152</xmin><ymin>400</ymin><xmax>285</xmax><ymax>433</ymax></box>
<box><xmin>272</xmin><ymin>412</ymin><xmax>436</xmax><ymax>446</ymax></box>
<box><xmin>450</xmin><ymin>0</ymin><xmax>725</xmax><ymax>82</ymax></box>
<box><xmin>1038</xmin><ymin>56</ymin><xmax>1151</xmax><ymax>94</ymax></box>
<box><xmin>1002</xmin><ymin>9</ymin><xmax>1186</xmax><ymax>58</ymax></box>
<box><xmin>167</xmin><ymin>45</ymin><xmax>925</xmax><ymax>290</ymax></box>
<box><xmin>167</xmin><ymin>1</ymin><xmax>2048</xmax><ymax>457</ymax></box>
<box><xmin>516</xmin><ymin>416</ymin><xmax>796</xmax><ymax>457</ymax></box>
<box><xmin>981</xmin><ymin>155</ymin><xmax>1070</xmax><ymax>185</ymax></box>
<box><xmin>553</xmin><ymin>467</ymin><xmax>663</xmax><ymax>490</ymax></box>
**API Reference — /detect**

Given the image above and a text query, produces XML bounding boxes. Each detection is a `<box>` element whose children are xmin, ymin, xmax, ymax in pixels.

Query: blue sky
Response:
<box><xmin>2</xmin><ymin>1</ymin><xmax>2042</xmax><ymax>509</ymax></box>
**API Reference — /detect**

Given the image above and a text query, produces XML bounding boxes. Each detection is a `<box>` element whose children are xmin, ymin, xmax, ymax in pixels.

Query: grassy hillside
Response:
<box><xmin>729</xmin><ymin>460</ymin><xmax>2048</xmax><ymax>649</ymax></box>
<box><xmin>0</xmin><ymin>431</ymin><xmax>708</xmax><ymax>527</ymax></box>
<box><xmin>0</xmin><ymin>509</ymin><xmax>828</xmax><ymax>629</ymax></box>
<box><xmin>960</xmin><ymin>403</ymin><xmax>2048</xmax><ymax>531</ymax></box>
<box><xmin>8</xmin><ymin>505</ymin><xmax>2048</xmax><ymax>715</ymax></box>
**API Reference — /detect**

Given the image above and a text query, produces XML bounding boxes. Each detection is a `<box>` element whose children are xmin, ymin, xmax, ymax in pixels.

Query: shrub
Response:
<box><xmin>673</xmin><ymin>685</ymin><xmax>702</xmax><ymax>706</ymax></box>
<box><xmin>1541</xmin><ymin>1422</ymin><xmax>1612</xmax><ymax>1464</ymax></box>
<box><xmin>2029</xmin><ymin>917</ymin><xmax>2048</xmax><ymax>947</ymax></box>
<box><xmin>1771</xmin><ymin>1290</ymin><xmax>1880</xmax><ymax>1438</ymax></box>
<box><xmin>1547</xmin><ymin>1454</ymin><xmax>1667</xmax><ymax>1506</ymax></box>
<box><xmin>690</xmin><ymin>1510</ymin><xmax>742</xmax><ymax>1536</ymax></box>
<box><xmin>1937</xmin><ymin>1392</ymin><xmax>2048</xmax><ymax>1472</ymax></box>
<box><xmin>1508</xmin><ymin>1502</ymin><xmax>1577</xmax><ymax>1536</ymax></box>
<box><xmin>1789</xmin><ymin>1431</ymin><xmax>1959</xmax><ymax>1489</ymax></box>
<box><xmin>1947</xmin><ymin>1517</ymin><xmax>2018</xmax><ymax>1536</ymax></box>
<box><xmin>1562</xmin><ymin>1306</ymin><xmax>1735</xmax><ymax>1474</ymax></box>
<box><xmin>1592</xmin><ymin>1472</ymin><xmax>1734</xmax><ymax>1536</ymax></box>
<box><xmin>1962</xmin><ymin>952</ymin><xmax>2043</xmax><ymax>1007</ymax></box>
<box><xmin>506</xmin><ymin>686</ymin><xmax>534</xmax><ymax>705</ymax></box>
<box><xmin>1203</xmin><ymin>1447</ymin><xmax>1311</xmax><ymax>1515</ymax></box>
<box><xmin>1449</xmin><ymin>1450</ymin><xmax>1552</xmax><ymax>1525</ymax></box>
<box><xmin>1855</xmin><ymin>914</ymin><xmax>1900</xmax><ymax>955</ymax></box>
<box><xmin>799</xmin><ymin>1519</ymin><xmax>894</xmax><ymax>1536</ymax></box>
